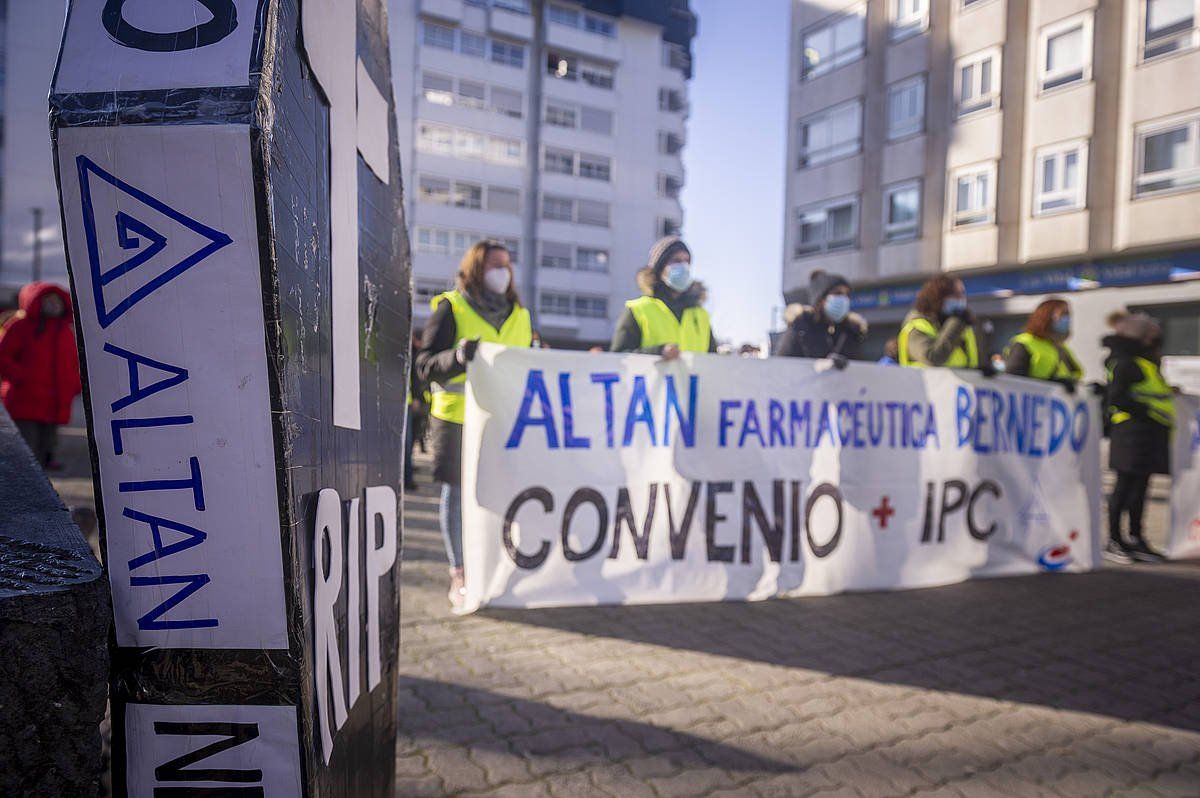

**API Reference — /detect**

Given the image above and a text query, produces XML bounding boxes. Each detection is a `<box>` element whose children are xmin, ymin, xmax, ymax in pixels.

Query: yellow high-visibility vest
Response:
<box><xmin>429</xmin><ymin>291</ymin><xmax>532</xmax><ymax>424</ymax></box>
<box><xmin>1108</xmin><ymin>356</ymin><xmax>1174</xmax><ymax>429</ymax></box>
<box><xmin>898</xmin><ymin>316</ymin><xmax>979</xmax><ymax>368</ymax></box>
<box><xmin>1008</xmin><ymin>333</ymin><xmax>1083</xmax><ymax>381</ymax></box>
<box><xmin>626</xmin><ymin>296</ymin><xmax>710</xmax><ymax>352</ymax></box>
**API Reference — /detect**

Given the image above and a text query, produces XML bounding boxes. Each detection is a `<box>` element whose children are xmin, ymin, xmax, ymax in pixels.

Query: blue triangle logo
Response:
<box><xmin>76</xmin><ymin>156</ymin><xmax>233</xmax><ymax>329</ymax></box>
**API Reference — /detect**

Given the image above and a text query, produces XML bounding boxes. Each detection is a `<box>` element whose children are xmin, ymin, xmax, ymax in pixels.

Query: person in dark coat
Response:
<box><xmin>1103</xmin><ymin>312</ymin><xmax>1173</xmax><ymax>564</ymax></box>
<box><xmin>416</xmin><ymin>240</ymin><xmax>533</xmax><ymax>608</ymax></box>
<box><xmin>610</xmin><ymin>236</ymin><xmax>717</xmax><ymax>358</ymax></box>
<box><xmin>0</xmin><ymin>282</ymin><xmax>81</xmax><ymax>469</ymax></box>
<box><xmin>404</xmin><ymin>332</ymin><xmax>428</xmax><ymax>491</ymax></box>
<box><xmin>773</xmin><ymin>271</ymin><xmax>867</xmax><ymax>367</ymax></box>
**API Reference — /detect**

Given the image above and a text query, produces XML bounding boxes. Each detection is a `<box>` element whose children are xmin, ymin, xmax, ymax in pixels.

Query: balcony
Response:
<box><xmin>545</xmin><ymin>22</ymin><xmax>621</xmax><ymax>63</ymax></box>
<box><xmin>490</xmin><ymin>4</ymin><xmax>533</xmax><ymax>42</ymax></box>
<box><xmin>420</xmin><ymin>0</ymin><xmax>464</xmax><ymax>24</ymax></box>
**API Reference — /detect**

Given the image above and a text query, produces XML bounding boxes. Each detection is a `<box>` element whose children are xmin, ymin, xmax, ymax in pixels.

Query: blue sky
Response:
<box><xmin>680</xmin><ymin>0</ymin><xmax>791</xmax><ymax>346</ymax></box>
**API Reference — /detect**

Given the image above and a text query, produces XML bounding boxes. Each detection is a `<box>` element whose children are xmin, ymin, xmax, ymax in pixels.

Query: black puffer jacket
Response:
<box><xmin>773</xmin><ymin>304</ymin><xmax>868</xmax><ymax>359</ymax></box>
<box><xmin>1104</xmin><ymin>334</ymin><xmax>1171</xmax><ymax>475</ymax></box>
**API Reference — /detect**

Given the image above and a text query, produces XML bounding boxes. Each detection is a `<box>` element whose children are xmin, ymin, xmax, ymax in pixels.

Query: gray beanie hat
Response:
<box><xmin>647</xmin><ymin>236</ymin><xmax>691</xmax><ymax>274</ymax></box>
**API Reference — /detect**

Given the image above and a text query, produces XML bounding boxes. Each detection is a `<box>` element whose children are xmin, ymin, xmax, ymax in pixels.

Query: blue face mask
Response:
<box><xmin>1052</xmin><ymin>315</ymin><xmax>1071</xmax><ymax>337</ymax></box>
<box><xmin>663</xmin><ymin>262</ymin><xmax>694</xmax><ymax>292</ymax></box>
<box><xmin>943</xmin><ymin>298</ymin><xmax>967</xmax><ymax>316</ymax></box>
<box><xmin>824</xmin><ymin>294</ymin><xmax>851</xmax><ymax>323</ymax></box>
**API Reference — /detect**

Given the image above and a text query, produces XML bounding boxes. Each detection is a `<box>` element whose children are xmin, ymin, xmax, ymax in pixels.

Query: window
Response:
<box><xmin>577</xmin><ymin>248</ymin><xmax>609</xmax><ymax>272</ymax></box>
<box><xmin>580</xmin><ymin>106</ymin><xmax>613</xmax><ymax>135</ymax></box>
<box><xmin>547</xmin><ymin>51</ymin><xmax>578</xmax><ymax>81</ymax></box>
<box><xmin>658</xmin><ymin>131</ymin><xmax>684</xmax><ymax>155</ymax></box>
<box><xmin>541</xmin><ymin>241</ymin><xmax>572</xmax><ymax>269</ymax></box>
<box><xmin>584</xmin><ymin>15</ymin><xmax>616</xmax><ymax>37</ymax></box>
<box><xmin>490</xmin><ymin>87</ymin><xmax>523</xmax><ymax>118</ymax></box>
<box><xmin>418</xmin><ymin>175</ymin><xmax>452</xmax><ymax>204</ymax></box>
<box><xmin>545</xmin><ymin>102</ymin><xmax>577</xmax><ymax>128</ymax></box>
<box><xmin>578</xmin><ymin>153</ymin><xmax>611</xmax><ymax>181</ymax></box>
<box><xmin>491</xmin><ymin>40</ymin><xmax>525</xmax><ymax>68</ymax></box>
<box><xmin>453</xmin><ymin>181</ymin><xmax>483</xmax><ymax>210</ymax></box>
<box><xmin>486</xmin><ymin>186</ymin><xmax>520</xmax><ymax>215</ymax></box>
<box><xmin>952</xmin><ymin>164</ymin><xmax>995</xmax><ymax>227</ymax></box>
<box><xmin>883</xmin><ymin>181</ymin><xmax>921</xmax><ymax>241</ymax></box>
<box><xmin>454</xmin><ymin>129</ymin><xmax>485</xmax><ymax>160</ymax></box>
<box><xmin>581</xmin><ymin>62</ymin><xmax>614</xmax><ymax>89</ymax></box>
<box><xmin>547</xmin><ymin>4</ymin><xmax>580</xmax><ymax>26</ymax></box>
<box><xmin>794</xmin><ymin>197</ymin><xmax>859</xmax><ymax>257</ymax></box>
<box><xmin>416</xmin><ymin>227</ymin><xmax>451</xmax><ymax>255</ymax></box>
<box><xmin>801</xmin><ymin>8</ymin><xmax>865</xmax><ymax>79</ymax></box>
<box><xmin>575</xmin><ymin>296</ymin><xmax>608</xmax><ymax>318</ymax></box>
<box><xmin>891</xmin><ymin>0</ymin><xmax>928</xmax><ymax>40</ymax></box>
<box><xmin>494</xmin><ymin>0</ymin><xmax>531</xmax><ymax>12</ymax></box>
<box><xmin>658</xmin><ymin>217</ymin><xmax>681</xmax><ymax>238</ymax></box>
<box><xmin>544</xmin><ymin>148</ymin><xmax>575</xmax><ymax>174</ymax></box>
<box><xmin>1135</xmin><ymin>114</ymin><xmax>1200</xmax><ymax>196</ymax></box>
<box><xmin>663</xmin><ymin>42</ymin><xmax>690</xmax><ymax>71</ymax></box>
<box><xmin>453</xmin><ymin>231</ymin><xmax>474</xmax><ymax>256</ymax></box>
<box><xmin>1039</xmin><ymin>14</ymin><xmax>1092</xmax><ymax>92</ymax></box>
<box><xmin>797</xmin><ymin>100</ymin><xmax>862</xmax><ymax>167</ymax></box>
<box><xmin>887</xmin><ymin>76</ymin><xmax>925</xmax><ymax>140</ymax></box>
<box><xmin>417</xmin><ymin>122</ymin><xmax>454</xmax><ymax>155</ymax></box>
<box><xmin>658</xmin><ymin>174</ymin><xmax>683</xmax><ymax>199</ymax></box>
<box><xmin>543</xmin><ymin>195</ymin><xmax>574</xmax><ymax>221</ymax></box>
<box><xmin>489</xmin><ymin>137</ymin><xmax>524</xmax><ymax>166</ymax></box>
<box><xmin>540</xmin><ymin>292</ymin><xmax>573</xmax><ymax>315</ymax></box>
<box><xmin>423</xmin><ymin>22</ymin><xmax>455</xmax><ymax>50</ymax></box>
<box><xmin>415</xmin><ymin>279</ymin><xmax>450</xmax><ymax>306</ymax></box>
<box><xmin>659</xmin><ymin>88</ymin><xmax>685</xmax><ymax>112</ymax></box>
<box><xmin>457</xmin><ymin>79</ymin><xmax>486</xmax><ymax>109</ymax></box>
<box><xmin>576</xmin><ymin>199</ymin><xmax>610</xmax><ymax>227</ymax></box>
<box><xmin>955</xmin><ymin>49</ymin><xmax>1000</xmax><ymax>117</ymax></box>
<box><xmin>1143</xmin><ymin>0</ymin><xmax>1198</xmax><ymax>60</ymax></box>
<box><xmin>1034</xmin><ymin>140</ymin><xmax>1088</xmax><ymax>214</ymax></box>
<box><xmin>961</xmin><ymin>0</ymin><xmax>991</xmax><ymax>7</ymax></box>
<box><xmin>421</xmin><ymin>72</ymin><xmax>453</xmax><ymax>106</ymax></box>
<box><xmin>460</xmin><ymin>31</ymin><xmax>487</xmax><ymax>58</ymax></box>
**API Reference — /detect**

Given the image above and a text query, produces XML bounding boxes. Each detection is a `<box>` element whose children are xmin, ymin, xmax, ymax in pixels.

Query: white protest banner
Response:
<box><xmin>461</xmin><ymin>345</ymin><xmax>1104</xmax><ymax>612</ymax></box>
<box><xmin>57</xmin><ymin>124</ymin><xmax>287</xmax><ymax>649</ymax></box>
<box><xmin>1168</xmin><ymin>394</ymin><xmax>1200</xmax><ymax>559</ymax></box>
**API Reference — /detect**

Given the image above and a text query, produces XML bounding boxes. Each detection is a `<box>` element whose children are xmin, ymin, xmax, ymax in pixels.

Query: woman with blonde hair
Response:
<box><xmin>416</xmin><ymin>240</ymin><xmax>532</xmax><ymax>608</ymax></box>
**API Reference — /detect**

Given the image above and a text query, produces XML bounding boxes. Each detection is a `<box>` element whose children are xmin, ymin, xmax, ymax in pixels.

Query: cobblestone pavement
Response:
<box><xmin>397</xmin><ymin>457</ymin><xmax>1200</xmax><ymax>798</ymax></box>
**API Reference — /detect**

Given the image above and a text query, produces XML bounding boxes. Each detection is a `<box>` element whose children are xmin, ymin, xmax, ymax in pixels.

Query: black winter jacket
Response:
<box><xmin>773</xmin><ymin>304</ymin><xmax>868</xmax><ymax>360</ymax></box>
<box><xmin>1104</xmin><ymin>334</ymin><xmax>1171</xmax><ymax>475</ymax></box>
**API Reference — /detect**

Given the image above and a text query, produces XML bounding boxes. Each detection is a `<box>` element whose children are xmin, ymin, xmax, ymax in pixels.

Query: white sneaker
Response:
<box><xmin>1103</xmin><ymin>541</ymin><xmax>1133</xmax><ymax>565</ymax></box>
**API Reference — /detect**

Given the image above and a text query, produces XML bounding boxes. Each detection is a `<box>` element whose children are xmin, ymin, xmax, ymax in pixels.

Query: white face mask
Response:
<box><xmin>663</xmin><ymin>262</ymin><xmax>693</xmax><ymax>293</ymax></box>
<box><xmin>483</xmin><ymin>267</ymin><xmax>511</xmax><ymax>295</ymax></box>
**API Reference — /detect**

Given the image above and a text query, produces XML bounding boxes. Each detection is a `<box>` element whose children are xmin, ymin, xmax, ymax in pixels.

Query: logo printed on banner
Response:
<box><xmin>76</xmin><ymin>155</ymin><xmax>233</xmax><ymax>328</ymax></box>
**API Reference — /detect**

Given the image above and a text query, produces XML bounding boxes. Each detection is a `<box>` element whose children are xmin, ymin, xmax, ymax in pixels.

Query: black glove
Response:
<box><xmin>456</xmin><ymin>338</ymin><xmax>480</xmax><ymax>365</ymax></box>
<box><xmin>1088</xmin><ymin>381</ymin><xmax>1107</xmax><ymax>398</ymax></box>
<box><xmin>952</xmin><ymin>308</ymin><xmax>977</xmax><ymax>326</ymax></box>
<box><xmin>830</xmin><ymin>353</ymin><xmax>849</xmax><ymax>371</ymax></box>
<box><xmin>1056</xmin><ymin>378</ymin><xmax>1078</xmax><ymax>395</ymax></box>
<box><xmin>979</xmin><ymin>360</ymin><xmax>997</xmax><ymax>378</ymax></box>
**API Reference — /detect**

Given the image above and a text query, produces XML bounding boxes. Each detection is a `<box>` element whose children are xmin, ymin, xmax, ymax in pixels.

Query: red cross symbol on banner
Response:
<box><xmin>873</xmin><ymin>497</ymin><xmax>895</xmax><ymax>529</ymax></box>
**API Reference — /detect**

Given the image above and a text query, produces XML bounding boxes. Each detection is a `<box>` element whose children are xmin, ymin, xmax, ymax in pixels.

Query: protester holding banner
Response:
<box><xmin>1004</xmin><ymin>298</ymin><xmax>1084</xmax><ymax>391</ymax></box>
<box><xmin>772</xmin><ymin>271</ymin><xmax>868</xmax><ymax>366</ymax></box>
<box><xmin>417</xmin><ymin>240</ymin><xmax>533</xmax><ymax>607</ymax></box>
<box><xmin>1103</xmin><ymin>313</ymin><xmax>1173</xmax><ymax>564</ymax></box>
<box><xmin>610</xmin><ymin>236</ymin><xmax>716</xmax><ymax>359</ymax></box>
<box><xmin>0</xmin><ymin>283</ymin><xmax>81</xmax><ymax>470</ymax></box>
<box><xmin>898</xmin><ymin>275</ymin><xmax>985</xmax><ymax>371</ymax></box>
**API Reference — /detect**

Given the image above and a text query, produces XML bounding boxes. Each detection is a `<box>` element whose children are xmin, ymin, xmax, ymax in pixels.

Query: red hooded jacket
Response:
<box><xmin>0</xmin><ymin>283</ymin><xmax>82</xmax><ymax>425</ymax></box>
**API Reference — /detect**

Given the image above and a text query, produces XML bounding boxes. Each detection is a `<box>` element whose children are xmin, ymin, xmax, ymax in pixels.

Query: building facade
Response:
<box><xmin>783</xmin><ymin>0</ymin><xmax>1200</xmax><ymax>378</ymax></box>
<box><xmin>0</xmin><ymin>0</ymin><xmax>69</xmax><ymax>305</ymax></box>
<box><xmin>390</xmin><ymin>0</ymin><xmax>696</xmax><ymax>347</ymax></box>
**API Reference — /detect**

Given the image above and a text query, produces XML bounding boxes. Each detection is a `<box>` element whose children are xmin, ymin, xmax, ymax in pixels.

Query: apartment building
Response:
<box><xmin>783</xmin><ymin>0</ymin><xmax>1200</xmax><ymax>377</ymax></box>
<box><xmin>390</xmin><ymin>0</ymin><xmax>696</xmax><ymax>348</ymax></box>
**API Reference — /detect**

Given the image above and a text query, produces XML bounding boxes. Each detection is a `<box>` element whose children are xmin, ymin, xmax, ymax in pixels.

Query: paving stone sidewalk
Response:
<box><xmin>397</xmin><ymin>457</ymin><xmax>1200</xmax><ymax>798</ymax></box>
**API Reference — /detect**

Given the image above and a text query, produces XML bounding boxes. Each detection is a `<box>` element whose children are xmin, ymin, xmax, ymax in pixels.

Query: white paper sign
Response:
<box><xmin>462</xmin><ymin>346</ymin><xmax>1104</xmax><ymax>612</ymax></box>
<box><xmin>58</xmin><ymin>124</ymin><xmax>287</xmax><ymax>649</ymax></box>
<box><xmin>55</xmin><ymin>0</ymin><xmax>263</xmax><ymax>94</ymax></box>
<box><xmin>1168</xmin><ymin>394</ymin><xmax>1200</xmax><ymax>559</ymax></box>
<box><xmin>125</xmin><ymin>703</ymin><xmax>302</xmax><ymax>798</ymax></box>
